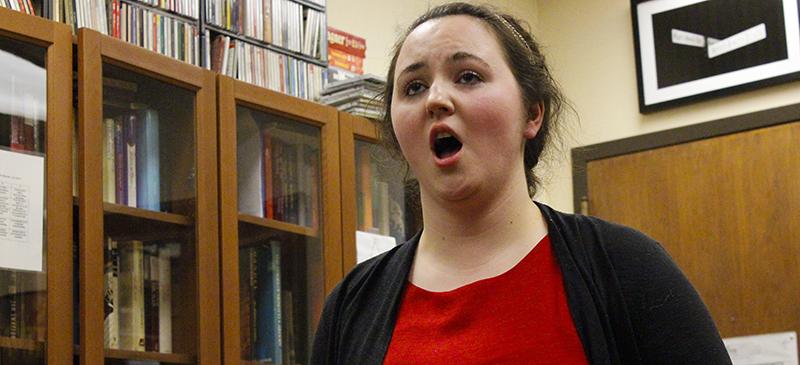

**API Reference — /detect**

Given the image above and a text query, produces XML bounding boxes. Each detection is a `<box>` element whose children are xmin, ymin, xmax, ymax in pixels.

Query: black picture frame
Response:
<box><xmin>631</xmin><ymin>0</ymin><xmax>800</xmax><ymax>113</ymax></box>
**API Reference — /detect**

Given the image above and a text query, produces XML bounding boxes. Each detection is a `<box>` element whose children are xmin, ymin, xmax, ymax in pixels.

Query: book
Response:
<box><xmin>357</xmin><ymin>144</ymin><xmax>373</xmax><ymax>230</ymax></box>
<box><xmin>135</xmin><ymin>108</ymin><xmax>160</xmax><ymax>211</ymax></box>
<box><xmin>253</xmin><ymin>242</ymin><xmax>281</xmax><ymax>363</ymax></box>
<box><xmin>103</xmin><ymin>118</ymin><xmax>117</xmax><ymax>203</ymax></box>
<box><xmin>143</xmin><ymin>245</ymin><xmax>160</xmax><ymax>351</ymax></box>
<box><xmin>236</xmin><ymin>108</ymin><xmax>264</xmax><ymax>217</ymax></box>
<box><xmin>125</xmin><ymin>112</ymin><xmax>137</xmax><ymax>208</ymax></box>
<box><xmin>158</xmin><ymin>245</ymin><xmax>174</xmax><ymax>353</ymax></box>
<box><xmin>327</xmin><ymin>27</ymin><xmax>366</xmax><ymax>59</ymax></box>
<box><xmin>118</xmin><ymin>240</ymin><xmax>146</xmax><ymax>351</ymax></box>
<box><xmin>114</xmin><ymin>116</ymin><xmax>127</xmax><ymax>205</ymax></box>
<box><xmin>104</xmin><ymin>237</ymin><xmax>120</xmax><ymax>348</ymax></box>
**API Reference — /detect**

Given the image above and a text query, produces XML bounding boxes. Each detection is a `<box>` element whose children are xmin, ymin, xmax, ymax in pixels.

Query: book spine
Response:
<box><xmin>158</xmin><ymin>246</ymin><xmax>173</xmax><ymax>353</ymax></box>
<box><xmin>103</xmin><ymin>118</ymin><xmax>117</xmax><ymax>204</ymax></box>
<box><xmin>253</xmin><ymin>245</ymin><xmax>275</xmax><ymax>362</ymax></box>
<box><xmin>239</xmin><ymin>247</ymin><xmax>254</xmax><ymax>358</ymax></box>
<box><xmin>104</xmin><ymin>237</ymin><xmax>120</xmax><ymax>348</ymax></box>
<box><xmin>118</xmin><ymin>240</ymin><xmax>146</xmax><ymax>351</ymax></box>
<box><xmin>144</xmin><ymin>246</ymin><xmax>160</xmax><ymax>351</ymax></box>
<box><xmin>125</xmin><ymin>113</ymin><xmax>137</xmax><ymax>208</ymax></box>
<box><xmin>271</xmin><ymin>241</ymin><xmax>282</xmax><ymax>364</ymax></box>
<box><xmin>136</xmin><ymin>109</ymin><xmax>160</xmax><ymax>211</ymax></box>
<box><xmin>114</xmin><ymin>117</ymin><xmax>127</xmax><ymax>205</ymax></box>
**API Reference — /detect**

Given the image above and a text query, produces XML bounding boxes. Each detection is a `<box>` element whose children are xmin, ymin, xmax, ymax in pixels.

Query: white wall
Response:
<box><xmin>327</xmin><ymin>0</ymin><xmax>539</xmax><ymax>77</ymax></box>
<box><xmin>535</xmin><ymin>0</ymin><xmax>800</xmax><ymax>212</ymax></box>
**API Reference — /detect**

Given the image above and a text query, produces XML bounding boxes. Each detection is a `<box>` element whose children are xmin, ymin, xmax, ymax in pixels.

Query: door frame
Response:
<box><xmin>571</xmin><ymin>103</ymin><xmax>800</xmax><ymax>213</ymax></box>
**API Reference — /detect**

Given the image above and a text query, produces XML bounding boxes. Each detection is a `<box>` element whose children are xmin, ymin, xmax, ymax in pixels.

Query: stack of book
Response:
<box><xmin>319</xmin><ymin>74</ymin><xmax>385</xmax><ymax>120</ymax></box>
<box><xmin>237</xmin><ymin>109</ymin><xmax>321</xmax><ymax>229</ymax></box>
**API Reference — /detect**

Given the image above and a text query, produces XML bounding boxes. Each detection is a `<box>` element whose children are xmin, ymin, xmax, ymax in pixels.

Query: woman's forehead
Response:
<box><xmin>397</xmin><ymin>15</ymin><xmax>503</xmax><ymax>66</ymax></box>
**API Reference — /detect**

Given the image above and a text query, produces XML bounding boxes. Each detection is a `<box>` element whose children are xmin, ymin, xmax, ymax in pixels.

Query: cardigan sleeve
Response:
<box><xmin>311</xmin><ymin>282</ymin><xmax>344</xmax><ymax>365</ymax></box>
<box><xmin>602</xmin><ymin>224</ymin><xmax>732</xmax><ymax>365</ymax></box>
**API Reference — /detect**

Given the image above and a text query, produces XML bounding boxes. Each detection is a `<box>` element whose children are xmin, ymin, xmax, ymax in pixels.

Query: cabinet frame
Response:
<box><xmin>0</xmin><ymin>7</ymin><xmax>73</xmax><ymax>365</ymax></box>
<box><xmin>338</xmin><ymin>112</ymin><xmax>380</xmax><ymax>272</ymax></box>
<box><xmin>217</xmin><ymin>75</ymin><xmax>342</xmax><ymax>364</ymax></box>
<box><xmin>77</xmin><ymin>28</ymin><xmax>220</xmax><ymax>365</ymax></box>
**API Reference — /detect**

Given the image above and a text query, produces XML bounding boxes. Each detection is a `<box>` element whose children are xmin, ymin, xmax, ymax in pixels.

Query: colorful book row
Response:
<box><xmin>0</xmin><ymin>0</ymin><xmax>35</xmax><ymax>15</ymax></box>
<box><xmin>209</xmin><ymin>34</ymin><xmax>324</xmax><ymax>101</ymax></box>
<box><xmin>239</xmin><ymin>241</ymin><xmax>281</xmax><ymax>362</ymax></box>
<box><xmin>101</xmin><ymin>108</ymin><xmax>160</xmax><ymax>211</ymax></box>
<box><xmin>237</xmin><ymin>110</ymin><xmax>320</xmax><ymax>228</ymax></box>
<box><xmin>104</xmin><ymin>238</ymin><xmax>177</xmax><ymax>352</ymax></box>
<box><xmin>109</xmin><ymin>0</ymin><xmax>201</xmax><ymax>66</ymax></box>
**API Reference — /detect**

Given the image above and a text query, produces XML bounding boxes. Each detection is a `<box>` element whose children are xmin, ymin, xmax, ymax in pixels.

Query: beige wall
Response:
<box><xmin>535</xmin><ymin>0</ymin><xmax>800</xmax><ymax>212</ymax></box>
<box><xmin>328</xmin><ymin>0</ymin><xmax>800</xmax><ymax>213</ymax></box>
<box><xmin>327</xmin><ymin>0</ymin><xmax>539</xmax><ymax>77</ymax></box>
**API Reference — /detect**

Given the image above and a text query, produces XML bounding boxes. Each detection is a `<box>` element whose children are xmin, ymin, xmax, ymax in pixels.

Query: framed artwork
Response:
<box><xmin>631</xmin><ymin>0</ymin><xmax>800</xmax><ymax>113</ymax></box>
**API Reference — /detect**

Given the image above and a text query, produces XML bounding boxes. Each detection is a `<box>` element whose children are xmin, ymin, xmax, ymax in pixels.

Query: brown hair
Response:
<box><xmin>379</xmin><ymin>2</ymin><xmax>568</xmax><ymax>199</ymax></box>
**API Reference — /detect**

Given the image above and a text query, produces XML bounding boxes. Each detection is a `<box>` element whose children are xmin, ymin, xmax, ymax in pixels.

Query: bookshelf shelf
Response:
<box><xmin>0</xmin><ymin>336</ymin><xmax>44</xmax><ymax>352</ymax></box>
<box><xmin>205</xmin><ymin>24</ymin><xmax>327</xmax><ymax>66</ymax></box>
<box><xmin>239</xmin><ymin>214</ymin><xmax>319</xmax><ymax>238</ymax></box>
<box><xmin>105</xmin><ymin>348</ymin><xmax>196</xmax><ymax>363</ymax></box>
<box><xmin>104</xmin><ymin>203</ymin><xmax>194</xmax><ymax>225</ymax></box>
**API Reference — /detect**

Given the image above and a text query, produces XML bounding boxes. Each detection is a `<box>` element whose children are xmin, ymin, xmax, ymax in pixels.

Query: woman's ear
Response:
<box><xmin>524</xmin><ymin>101</ymin><xmax>545</xmax><ymax>139</ymax></box>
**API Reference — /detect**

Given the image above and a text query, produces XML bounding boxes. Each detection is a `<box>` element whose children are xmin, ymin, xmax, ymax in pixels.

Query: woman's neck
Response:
<box><xmin>415</xmin><ymin>177</ymin><xmax>548</xmax><ymax>279</ymax></box>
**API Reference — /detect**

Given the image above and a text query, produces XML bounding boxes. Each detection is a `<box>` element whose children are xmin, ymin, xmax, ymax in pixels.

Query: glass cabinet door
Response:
<box><xmin>0</xmin><ymin>32</ymin><xmax>48</xmax><ymax>365</ymax></box>
<box><xmin>100</xmin><ymin>63</ymin><xmax>198</xmax><ymax>364</ymax></box>
<box><xmin>236</xmin><ymin>106</ymin><xmax>323</xmax><ymax>365</ymax></box>
<box><xmin>78</xmin><ymin>28</ymin><xmax>219</xmax><ymax>365</ymax></box>
<box><xmin>0</xmin><ymin>8</ymin><xmax>73</xmax><ymax>365</ymax></box>
<box><xmin>218</xmin><ymin>77</ymin><xmax>341</xmax><ymax>365</ymax></box>
<box><xmin>339</xmin><ymin>113</ymin><xmax>420</xmax><ymax>271</ymax></box>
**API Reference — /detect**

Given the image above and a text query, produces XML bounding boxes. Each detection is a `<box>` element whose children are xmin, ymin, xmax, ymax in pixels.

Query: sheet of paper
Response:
<box><xmin>0</xmin><ymin>149</ymin><xmax>44</xmax><ymax>272</ymax></box>
<box><xmin>708</xmin><ymin>23</ymin><xmax>767</xmax><ymax>59</ymax></box>
<box><xmin>356</xmin><ymin>230</ymin><xmax>397</xmax><ymax>264</ymax></box>
<box><xmin>672</xmin><ymin>29</ymin><xmax>706</xmax><ymax>47</ymax></box>
<box><xmin>724</xmin><ymin>331</ymin><xmax>798</xmax><ymax>365</ymax></box>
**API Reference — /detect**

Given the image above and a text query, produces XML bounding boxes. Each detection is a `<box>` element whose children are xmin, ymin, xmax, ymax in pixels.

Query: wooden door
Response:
<box><xmin>584</xmin><ymin>120</ymin><xmax>800</xmax><ymax>339</ymax></box>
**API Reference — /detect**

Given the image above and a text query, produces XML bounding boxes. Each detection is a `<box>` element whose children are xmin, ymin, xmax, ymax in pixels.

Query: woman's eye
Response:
<box><xmin>404</xmin><ymin>81</ymin><xmax>427</xmax><ymax>96</ymax></box>
<box><xmin>457</xmin><ymin>71</ymin><xmax>482</xmax><ymax>85</ymax></box>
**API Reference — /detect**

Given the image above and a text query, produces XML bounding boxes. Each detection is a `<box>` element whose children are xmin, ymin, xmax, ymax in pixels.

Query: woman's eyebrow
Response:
<box><xmin>398</xmin><ymin>61</ymin><xmax>426</xmax><ymax>79</ymax></box>
<box><xmin>450</xmin><ymin>51</ymin><xmax>490</xmax><ymax>69</ymax></box>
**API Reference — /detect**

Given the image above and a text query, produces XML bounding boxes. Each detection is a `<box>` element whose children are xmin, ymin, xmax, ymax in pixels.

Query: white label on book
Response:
<box><xmin>724</xmin><ymin>331</ymin><xmax>798</xmax><ymax>365</ymax></box>
<box><xmin>671</xmin><ymin>29</ymin><xmax>706</xmax><ymax>48</ymax></box>
<box><xmin>708</xmin><ymin>23</ymin><xmax>767</xmax><ymax>59</ymax></box>
<box><xmin>0</xmin><ymin>148</ymin><xmax>44</xmax><ymax>272</ymax></box>
<box><xmin>356</xmin><ymin>230</ymin><xmax>397</xmax><ymax>264</ymax></box>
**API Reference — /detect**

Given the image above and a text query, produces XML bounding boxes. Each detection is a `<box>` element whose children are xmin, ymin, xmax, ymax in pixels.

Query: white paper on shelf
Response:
<box><xmin>356</xmin><ymin>230</ymin><xmax>397</xmax><ymax>264</ymax></box>
<box><xmin>0</xmin><ymin>148</ymin><xmax>44</xmax><ymax>272</ymax></box>
<box><xmin>723</xmin><ymin>331</ymin><xmax>798</xmax><ymax>365</ymax></box>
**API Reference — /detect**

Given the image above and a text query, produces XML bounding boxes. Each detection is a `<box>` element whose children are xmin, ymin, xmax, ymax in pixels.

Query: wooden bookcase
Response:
<box><xmin>338</xmin><ymin>112</ymin><xmax>419</xmax><ymax>272</ymax></box>
<box><xmin>77</xmin><ymin>28</ymin><xmax>220</xmax><ymax>365</ymax></box>
<box><xmin>0</xmin><ymin>6</ymin><xmax>73</xmax><ymax>365</ymax></box>
<box><xmin>217</xmin><ymin>76</ymin><xmax>342</xmax><ymax>365</ymax></box>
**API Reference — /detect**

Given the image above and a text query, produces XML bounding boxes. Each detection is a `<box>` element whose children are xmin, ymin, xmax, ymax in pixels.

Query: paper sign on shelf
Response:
<box><xmin>0</xmin><ymin>148</ymin><xmax>44</xmax><ymax>272</ymax></box>
<box><xmin>723</xmin><ymin>331</ymin><xmax>798</xmax><ymax>365</ymax></box>
<box><xmin>356</xmin><ymin>230</ymin><xmax>396</xmax><ymax>264</ymax></box>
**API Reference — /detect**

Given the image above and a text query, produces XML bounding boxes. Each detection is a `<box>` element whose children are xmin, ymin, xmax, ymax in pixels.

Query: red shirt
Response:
<box><xmin>383</xmin><ymin>236</ymin><xmax>588</xmax><ymax>364</ymax></box>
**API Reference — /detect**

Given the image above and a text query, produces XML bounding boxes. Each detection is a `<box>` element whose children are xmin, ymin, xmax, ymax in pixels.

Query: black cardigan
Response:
<box><xmin>311</xmin><ymin>203</ymin><xmax>732</xmax><ymax>364</ymax></box>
